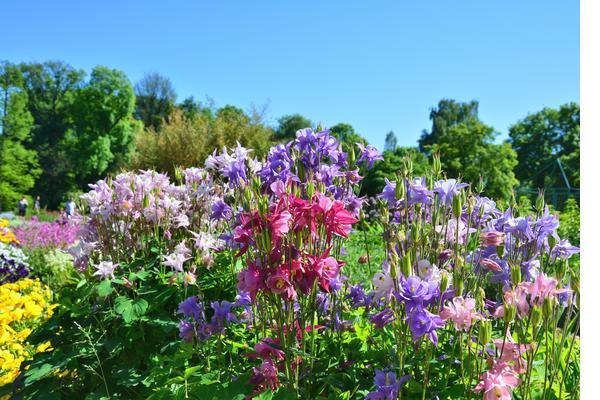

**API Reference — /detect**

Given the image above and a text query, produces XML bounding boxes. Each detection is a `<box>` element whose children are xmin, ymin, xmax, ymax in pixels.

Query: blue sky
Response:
<box><xmin>2</xmin><ymin>1</ymin><xmax>579</xmax><ymax>150</ymax></box>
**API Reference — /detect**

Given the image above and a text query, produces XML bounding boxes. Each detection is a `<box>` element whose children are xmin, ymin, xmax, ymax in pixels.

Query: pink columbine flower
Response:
<box><xmin>492</xmin><ymin>332</ymin><xmax>533</xmax><ymax>374</ymax></box>
<box><xmin>494</xmin><ymin>284</ymin><xmax>530</xmax><ymax>319</ymax></box>
<box><xmin>526</xmin><ymin>272</ymin><xmax>570</xmax><ymax>307</ymax></box>
<box><xmin>481</xmin><ymin>258</ymin><xmax>503</xmax><ymax>272</ymax></box>
<box><xmin>474</xmin><ymin>361</ymin><xmax>522</xmax><ymax>400</ymax></box>
<box><xmin>440</xmin><ymin>296</ymin><xmax>481</xmax><ymax>331</ymax></box>
<box><xmin>480</xmin><ymin>231</ymin><xmax>506</xmax><ymax>247</ymax></box>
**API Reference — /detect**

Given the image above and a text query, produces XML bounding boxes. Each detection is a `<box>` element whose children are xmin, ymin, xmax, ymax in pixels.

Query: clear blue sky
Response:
<box><xmin>2</xmin><ymin>1</ymin><xmax>579</xmax><ymax>150</ymax></box>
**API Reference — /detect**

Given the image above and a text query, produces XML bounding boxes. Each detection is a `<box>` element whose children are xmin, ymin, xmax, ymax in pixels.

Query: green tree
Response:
<box><xmin>361</xmin><ymin>147</ymin><xmax>429</xmax><ymax>197</ymax></box>
<box><xmin>275</xmin><ymin>114</ymin><xmax>312</xmax><ymax>141</ymax></box>
<box><xmin>329</xmin><ymin>123</ymin><xmax>367</xmax><ymax>146</ymax></box>
<box><xmin>418</xmin><ymin>99</ymin><xmax>479</xmax><ymax>152</ymax></box>
<box><xmin>419</xmin><ymin>99</ymin><xmax>518</xmax><ymax>200</ymax></box>
<box><xmin>0</xmin><ymin>91</ymin><xmax>40</xmax><ymax>209</ymax></box>
<box><xmin>134</xmin><ymin>72</ymin><xmax>177</xmax><ymax>131</ymax></box>
<box><xmin>18</xmin><ymin>61</ymin><xmax>85</xmax><ymax>208</ymax></box>
<box><xmin>430</xmin><ymin>119</ymin><xmax>518</xmax><ymax>200</ymax></box>
<box><xmin>384</xmin><ymin>131</ymin><xmax>398</xmax><ymax>152</ymax></box>
<box><xmin>508</xmin><ymin>103</ymin><xmax>580</xmax><ymax>189</ymax></box>
<box><xmin>70</xmin><ymin>66</ymin><xmax>141</xmax><ymax>185</ymax></box>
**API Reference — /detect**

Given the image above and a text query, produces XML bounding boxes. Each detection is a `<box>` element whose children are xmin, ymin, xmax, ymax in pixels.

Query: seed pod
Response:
<box><xmin>400</xmin><ymin>253</ymin><xmax>412</xmax><ymax>278</ymax></box>
<box><xmin>505</xmin><ymin>304</ymin><xmax>516</xmax><ymax>324</ymax></box>
<box><xmin>452</xmin><ymin>195</ymin><xmax>462</xmax><ymax>219</ymax></box>
<box><xmin>510</xmin><ymin>263</ymin><xmax>521</xmax><ymax>286</ymax></box>
<box><xmin>542</xmin><ymin>296</ymin><xmax>553</xmax><ymax>319</ymax></box>
<box><xmin>348</xmin><ymin>145</ymin><xmax>356</xmax><ymax>169</ymax></box>
<box><xmin>395</xmin><ymin>177</ymin><xmax>405</xmax><ymax>201</ymax></box>
<box><xmin>531</xmin><ymin>305</ymin><xmax>542</xmax><ymax>328</ymax></box>
<box><xmin>479</xmin><ymin>320</ymin><xmax>491</xmax><ymax>345</ymax></box>
<box><xmin>440</xmin><ymin>270</ymin><xmax>449</xmax><ymax>294</ymax></box>
<box><xmin>453</xmin><ymin>271</ymin><xmax>464</xmax><ymax>297</ymax></box>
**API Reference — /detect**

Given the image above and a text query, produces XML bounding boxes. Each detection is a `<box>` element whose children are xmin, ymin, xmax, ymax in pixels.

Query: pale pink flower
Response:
<box><xmin>440</xmin><ymin>296</ymin><xmax>481</xmax><ymax>331</ymax></box>
<box><xmin>475</xmin><ymin>361</ymin><xmax>521</xmax><ymax>400</ymax></box>
<box><xmin>372</xmin><ymin>271</ymin><xmax>395</xmax><ymax>303</ymax></box>
<box><xmin>494</xmin><ymin>284</ymin><xmax>530</xmax><ymax>319</ymax></box>
<box><xmin>93</xmin><ymin>261</ymin><xmax>117</xmax><ymax>279</ymax></box>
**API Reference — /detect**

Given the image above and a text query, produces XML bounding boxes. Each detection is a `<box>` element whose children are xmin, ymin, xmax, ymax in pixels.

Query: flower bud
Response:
<box><xmin>535</xmin><ymin>190</ymin><xmax>545</xmax><ymax>214</ymax></box>
<box><xmin>174</xmin><ymin>167</ymin><xmax>183</xmax><ymax>183</ymax></box>
<box><xmin>358</xmin><ymin>254</ymin><xmax>369</xmax><ymax>264</ymax></box>
<box><xmin>432</xmin><ymin>151</ymin><xmax>442</xmax><ymax>177</ymax></box>
<box><xmin>476</xmin><ymin>175</ymin><xmax>485</xmax><ymax>194</ymax></box>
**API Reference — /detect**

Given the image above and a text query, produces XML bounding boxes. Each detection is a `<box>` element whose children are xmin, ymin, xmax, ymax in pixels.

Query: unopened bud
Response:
<box><xmin>395</xmin><ymin>178</ymin><xmax>405</xmax><ymax>201</ymax></box>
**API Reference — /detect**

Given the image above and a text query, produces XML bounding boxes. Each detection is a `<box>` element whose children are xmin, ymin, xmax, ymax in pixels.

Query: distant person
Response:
<box><xmin>18</xmin><ymin>197</ymin><xmax>28</xmax><ymax>217</ymax></box>
<box><xmin>34</xmin><ymin>196</ymin><xmax>41</xmax><ymax>213</ymax></box>
<box><xmin>65</xmin><ymin>199</ymin><xmax>76</xmax><ymax>218</ymax></box>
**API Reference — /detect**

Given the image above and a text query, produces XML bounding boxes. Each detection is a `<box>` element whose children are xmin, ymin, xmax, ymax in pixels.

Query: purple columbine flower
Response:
<box><xmin>347</xmin><ymin>284</ymin><xmax>368</xmax><ymax>308</ymax></box>
<box><xmin>210</xmin><ymin>300</ymin><xmax>238</xmax><ymax>332</ymax></box>
<box><xmin>370</xmin><ymin>308</ymin><xmax>396</xmax><ymax>329</ymax></box>
<box><xmin>408</xmin><ymin>307</ymin><xmax>445</xmax><ymax>346</ymax></box>
<box><xmin>221</xmin><ymin>159</ymin><xmax>248</xmax><ymax>187</ymax></box>
<box><xmin>395</xmin><ymin>275</ymin><xmax>436</xmax><ymax>311</ymax></box>
<box><xmin>433</xmin><ymin>179</ymin><xmax>468</xmax><ymax>206</ymax></box>
<box><xmin>380</xmin><ymin>178</ymin><xmax>397</xmax><ymax>206</ymax></box>
<box><xmin>365</xmin><ymin>370</ymin><xmax>411</xmax><ymax>400</ymax></box>
<box><xmin>178</xmin><ymin>296</ymin><xmax>202</xmax><ymax>321</ymax></box>
<box><xmin>357</xmin><ymin>143</ymin><xmax>384</xmax><ymax>170</ymax></box>
<box><xmin>179</xmin><ymin>320</ymin><xmax>195</xmax><ymax>343</ymax></box>
<box><xmin>210</xmin><ymin>200</ymin><xmax>232</xmax><ymax>221</ymax></box>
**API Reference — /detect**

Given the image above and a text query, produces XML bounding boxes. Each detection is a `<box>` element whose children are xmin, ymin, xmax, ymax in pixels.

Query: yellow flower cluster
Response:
<box><xmin>0</xmin><ymin>220</ymin><xmax>19</xmax><ymax>245</ymax></box>
<box><xmin>0</xmin><ymin>278</ymin><xmax>55</xmax><ymax>387</ymax></box>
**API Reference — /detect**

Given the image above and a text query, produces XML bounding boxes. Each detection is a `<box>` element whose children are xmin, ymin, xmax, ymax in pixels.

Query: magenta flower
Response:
<box><xmin>266</xmin><ymin>269</ymin><xmax>297</xmax><ymax>300</ymax></box>
<box><xmin>480</xmin><ymin>231</ymin><xmax>506</xmax><ymax>247</ymax></box>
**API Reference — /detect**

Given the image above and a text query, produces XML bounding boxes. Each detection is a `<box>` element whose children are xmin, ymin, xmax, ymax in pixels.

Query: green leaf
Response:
<box><xmin>114</xmin><ymin>296</ymin><xmax>148</xmax><ymax>323</ymax></box>
<box><xmin>97</xmin><ymin>279</ymin><xmax>112</xmax><ymax>297</ymax></box>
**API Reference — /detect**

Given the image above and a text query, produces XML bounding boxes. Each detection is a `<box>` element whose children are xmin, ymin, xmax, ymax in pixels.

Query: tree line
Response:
<box><xmin>0</xmin><ymin>60</ymin><xmax>579</xmax><ymax>210</ymax></box>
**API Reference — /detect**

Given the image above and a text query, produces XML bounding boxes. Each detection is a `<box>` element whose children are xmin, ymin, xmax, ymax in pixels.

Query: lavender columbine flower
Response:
<box><xmin>210</xmin><ymin>300</ymin><xmax>238</xmax><ymax>332</ymax></box>
<box><xmin>433</xmin><ymin>179</ymin><xmax>468</xmax><ymax>206</ymax></box>
<box><xmin>221</xmin><ymin>159</ymin><xmax>248</xmax><ymax>187</ymax></box>
<box><xmin>407</xmin><ymin>177</ymin><xmax>433</xmax><ymax>205</ymax></box>
<box><xmin>93</xmin><ymin>261</ymin><xmax>117</xmax><ymax>280</ymax></box>
<box><xmin>408</xmin><ymin>307</ymin><xmax>445</xmax><ymax>346</ymax></box>
<box><xmin>380</xmin><ymin>178</ymin><xmax>397</xmax><ymax>206</ymax></box>
<box><xmin>356</xmin><ymin>143</ymin><xmax>384</xmax><ymax>170</ymax></box>
<box><xmin>365</xmin><ymin>370</ymin><xmax>411</xmax><ymax>400</ymax></box>
<box><xmin>551</xmin><ymin>239</ymin><xmax>580</xmax><ymax>261</ymax></box>
<box><xmin>370</xmin><ymin>308</ymin><xmax>396</xmax><ymax>329</ymax></box>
